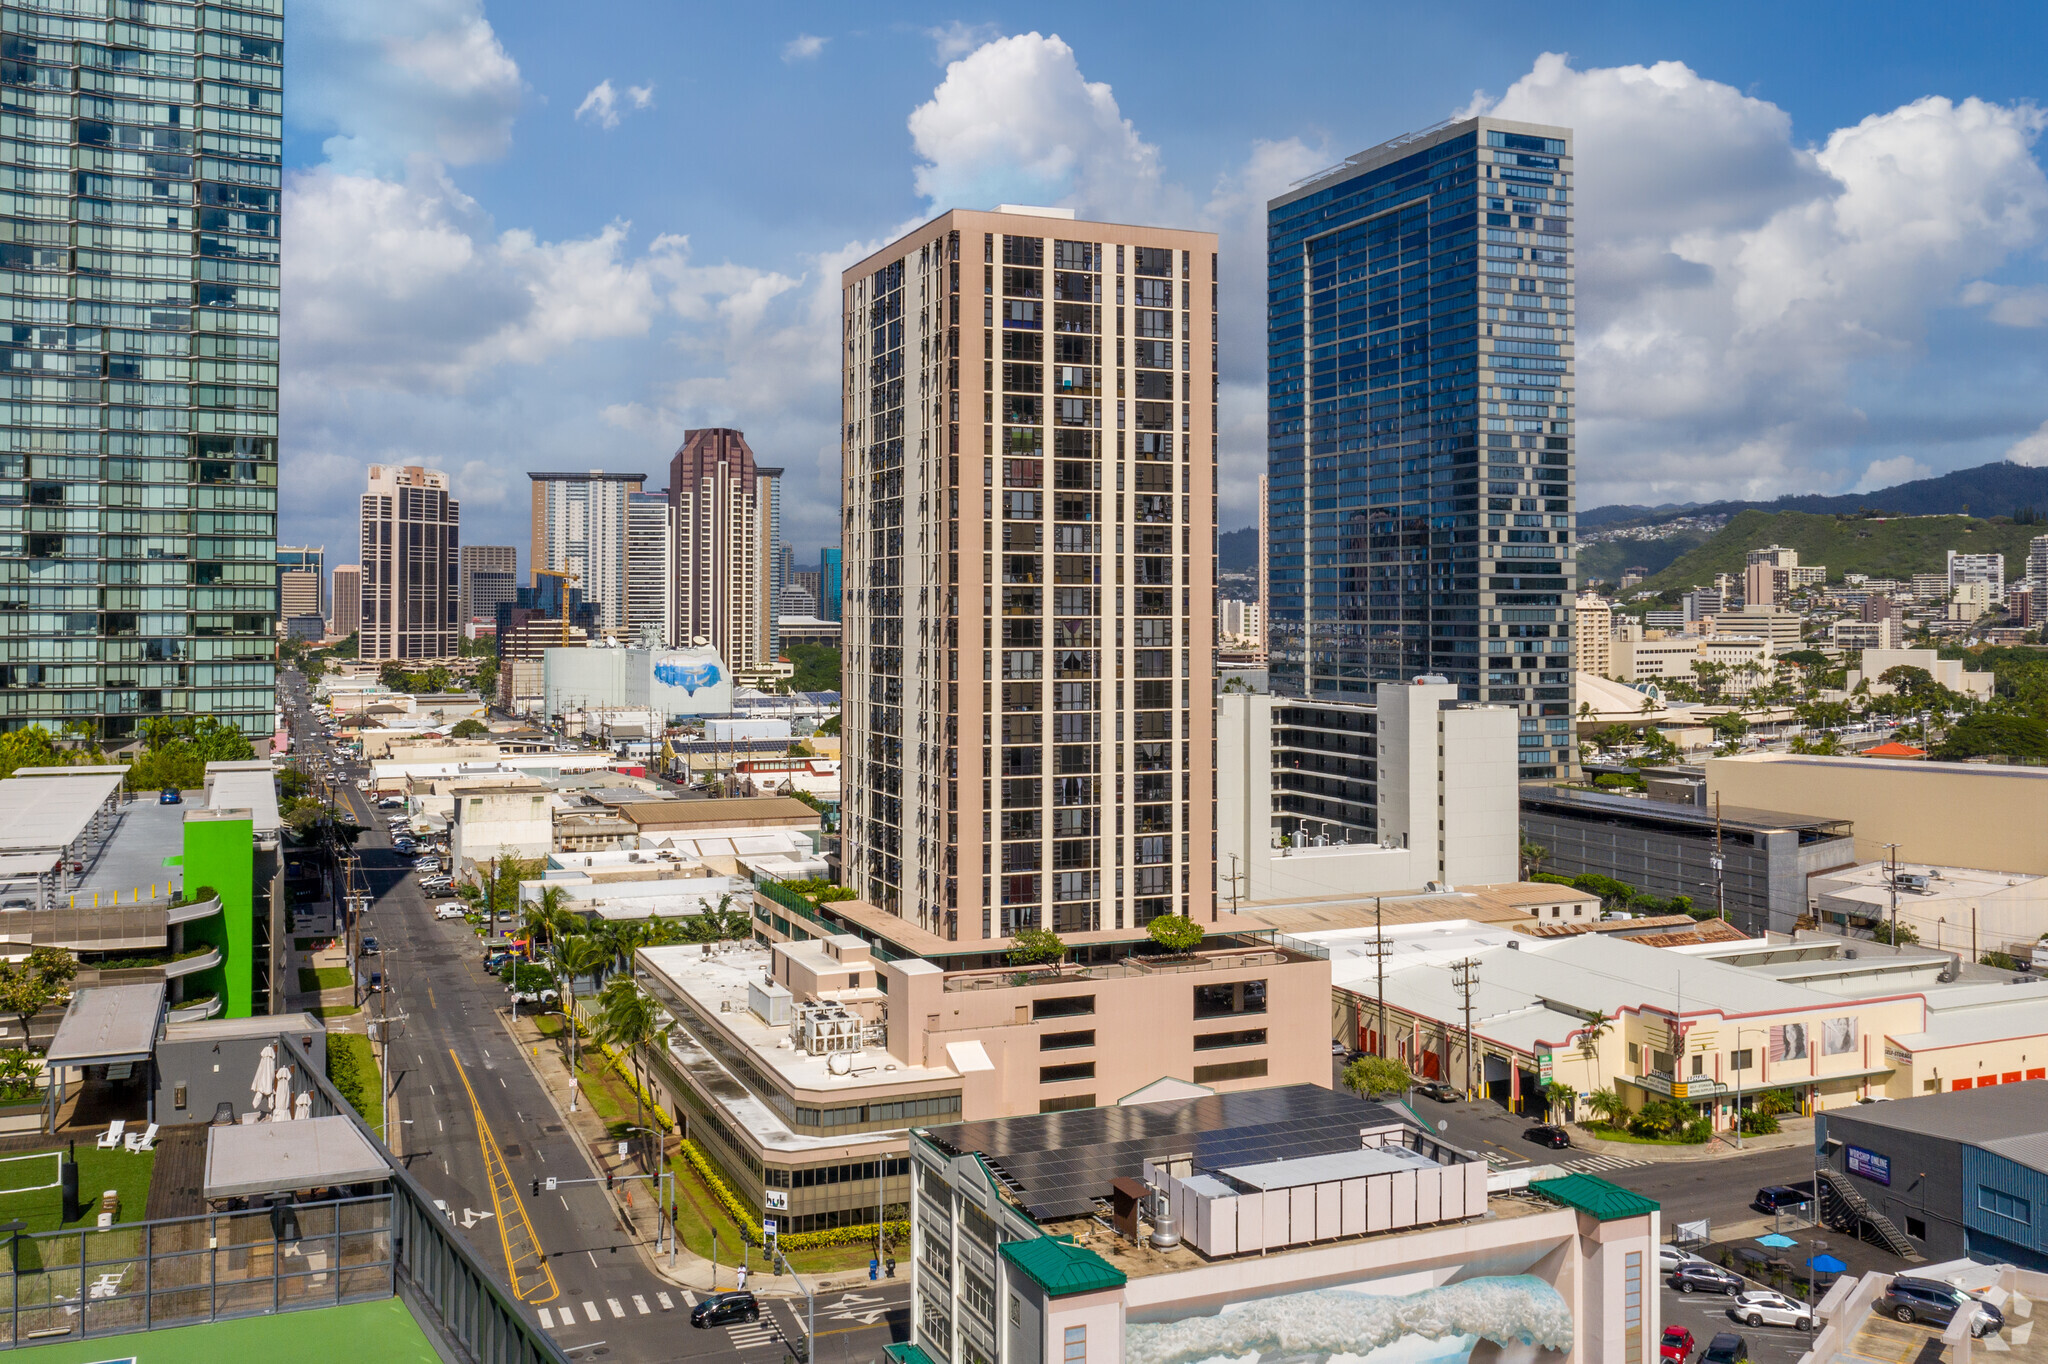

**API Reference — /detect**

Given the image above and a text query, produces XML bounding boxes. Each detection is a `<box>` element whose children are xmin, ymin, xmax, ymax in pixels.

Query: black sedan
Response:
<box><xmin>690</xmin><ymin>1291</ymin><xmax>760</xmax><ymax>1328</ymax></box>
<box><xmin>1669</xmin><ymin>1262</ymin><xmax>1745</xmax><ymax>1296</ymax></box>
<box><xmin>1522</xmin><ymin>1124</ymin><xmax>1571</xmax><ymax>1149</ymax></box>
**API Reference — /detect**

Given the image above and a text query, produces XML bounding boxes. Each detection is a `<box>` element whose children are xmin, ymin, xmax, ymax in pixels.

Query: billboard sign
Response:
<box><xmin>1846</xmin><ymin>1144</ymin><xmax>1891</xmax><ymax>1186</ymax></box>
<box><xmin>650</xmin><ymin>646</ymin><xmax>733</xmax><ymax>717</ymax></box>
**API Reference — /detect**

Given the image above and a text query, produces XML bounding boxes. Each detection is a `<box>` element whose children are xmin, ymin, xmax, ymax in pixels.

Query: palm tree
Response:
<box><xmin>594</xmin><ymin>976</ymin><xmax>669</xmax><ymax>1157</ymax></box>
<box><xmin>1575</xmin><ymin>1011</ymin><xmax>1612</xmax><ymax>1088</ymax></box>
<box><xmin>520</xmin><ymin>885</ymin><xmax>577</xmax><ymax>954</ymax></box>
<box><xmin>552</xmin><ymin>933</ymin><xmax>611</xmax><ymax>1024</ymax></box>
<box><xmin>1584</xmin><ymin>1087</ymin><xmax>1627</xmax><ymax>1127</ymax></box>
<box><xmin>1520</xmin><ymin>840</ymin><xmax>1551</xmax><ymax>880</ymax></box>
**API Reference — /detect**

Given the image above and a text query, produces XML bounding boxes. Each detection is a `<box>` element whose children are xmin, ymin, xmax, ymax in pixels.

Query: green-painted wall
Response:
<box><xmin>180</xmin><ymin>813</ymin><xmax>255</xmax><ymax>1018</ymax></box>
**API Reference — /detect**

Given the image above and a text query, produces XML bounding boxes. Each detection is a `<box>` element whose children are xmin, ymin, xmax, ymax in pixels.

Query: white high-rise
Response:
<box><xmin>1947</xmin><ymin>549</ymin><xmax>2006</xmax><ymax>605</ymax></box>
<box><xmin>626</xmin><ymin>490</ymin><xmax>674</xmax><ymax>645</ymax></box>
<box><xmin>529</xmin><ymin>471</ymin><xmax>643</xmax><ymax>634</ymax></box>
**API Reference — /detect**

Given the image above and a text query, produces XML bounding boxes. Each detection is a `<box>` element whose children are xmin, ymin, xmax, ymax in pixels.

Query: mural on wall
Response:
<box><xmin>1125</xmin><ymin>1275</ymin><xmax>1573</xmax><ymax>1364</ymax></box>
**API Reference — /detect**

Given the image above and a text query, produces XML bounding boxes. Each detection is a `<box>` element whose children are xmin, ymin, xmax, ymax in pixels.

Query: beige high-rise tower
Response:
<box><xmin>841</xmin><ymin>207</ymin><xmax>1218</xmax><ymax>943</ymax></box>
<box><xmin>360</xmin><ymin>465</ymin><xmax>459</xmax><ymax>662</ymax></box>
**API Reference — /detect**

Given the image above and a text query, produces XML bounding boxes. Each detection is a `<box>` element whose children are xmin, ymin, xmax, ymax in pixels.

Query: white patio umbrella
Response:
<box><xmin>271</xmin><ymin>1065</ymin><xmax>294</xmax><ymax>1121</ymax></box>
<box><xmin>251</xmin><ymin>1043</ymin><xmax>276</xmax><ymax>1116</ymax></box>
<box><xmin>292</xmin><ymin>1090</ymin><xmax>312</xmax><ymax>1121</ymax></box>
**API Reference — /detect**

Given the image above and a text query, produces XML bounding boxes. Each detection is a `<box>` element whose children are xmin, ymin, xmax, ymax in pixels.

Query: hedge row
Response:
<box><xmin>677</xmin><ymin>1138</ymin><xmax>906</xmax><ymax>1252</ymax></box>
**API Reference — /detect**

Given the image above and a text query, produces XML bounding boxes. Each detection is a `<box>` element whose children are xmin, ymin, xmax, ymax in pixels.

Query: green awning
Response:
<box><xmin>999</xmin><ymin>1235</ymin><xmax>1127</xmax><ymax>1297</ymax></box>
<box><xmin>1529</xmin><ymin>1172</ymin><xmax>1661</xmax><ymax>1221</ymax></box>
<box><xmin>887</xmin><ymin>1344</ymin><xmax>946</xmax><ymax>1364</ymax></box>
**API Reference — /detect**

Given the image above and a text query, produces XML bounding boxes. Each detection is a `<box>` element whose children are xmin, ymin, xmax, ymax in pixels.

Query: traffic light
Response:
<box><xmin>530</xmin><ymin>1178</ymin><xmax>540</xmax><ymax>1197</ymax></box>
<box><xmin>606</xmin><ymin>1172</ymin><xmax>615</xmax><ymax>1191</ymax></box>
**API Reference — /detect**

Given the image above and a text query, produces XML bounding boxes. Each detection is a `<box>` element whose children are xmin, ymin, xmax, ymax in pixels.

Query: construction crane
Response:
<box><xmin>532</xmin><ymin>568</ymin><xmax>579</xmax><ymax>647</ymax></box>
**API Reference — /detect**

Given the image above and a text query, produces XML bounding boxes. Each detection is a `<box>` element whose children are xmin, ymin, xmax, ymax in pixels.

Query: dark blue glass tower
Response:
<box><xmin>1266</xmin><ymin>117</ymin><xmax>1577</xmax><ymax>778</ymax></box>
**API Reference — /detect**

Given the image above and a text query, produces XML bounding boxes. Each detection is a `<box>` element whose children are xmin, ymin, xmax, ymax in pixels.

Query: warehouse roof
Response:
<box><xmin>1823</xmin><ymin>1078</ymin><xmax>2048</xmax><ymax>1145</ymax></box>
<box><xmin>1520</xmin><ymin>785</ymin><xmax>1852</xmax><ymax>836</ymax></box>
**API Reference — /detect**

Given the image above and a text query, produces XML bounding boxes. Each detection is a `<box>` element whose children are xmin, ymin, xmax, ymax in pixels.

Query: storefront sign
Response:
<box><xmin>1847</xmin><ymin>1144</ymin><xmax>1891</xmax><ymax>1186</ymax></box>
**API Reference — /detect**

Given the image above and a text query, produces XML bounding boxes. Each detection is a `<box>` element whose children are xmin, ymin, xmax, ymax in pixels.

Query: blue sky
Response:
<box><xmin>278</xmin><ymin>2</ymin><xmax>2048</xmax><ymax>570</ymax></box>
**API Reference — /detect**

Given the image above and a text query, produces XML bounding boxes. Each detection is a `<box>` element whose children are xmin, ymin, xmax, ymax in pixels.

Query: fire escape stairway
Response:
<box><xmin>1817</xmin><ymin>1167</ymin><xmax>1921</xmax><ymax>1261</ymax></box>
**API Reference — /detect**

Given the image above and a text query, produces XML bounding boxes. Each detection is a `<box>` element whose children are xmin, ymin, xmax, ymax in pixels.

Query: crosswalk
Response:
<box><xmin>538</xmin><ymin>1289</ymin><xmax>676</xmax><ymax>1331</ymax></box>
<box><xmin>726</xmin><ymin>1318</ymin><xmax>782</xmax><ymax>1350</ymax></box>
<box><xmin>1559</xmin><ymin>1153</ymin><xmax>1651</xmax><ymax>1173</ymax></box>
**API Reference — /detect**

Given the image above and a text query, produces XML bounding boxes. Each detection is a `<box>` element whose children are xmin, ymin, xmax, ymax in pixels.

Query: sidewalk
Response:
<box><xmin>1564</xmin><ymin>1115</ymin><xmax>1814</xmax><ymax>1163</ymax></box>
<box><xmin>497</xmin><ymin>1005</ymin><xmax>888</xmax><ymax>1302</ymax></box>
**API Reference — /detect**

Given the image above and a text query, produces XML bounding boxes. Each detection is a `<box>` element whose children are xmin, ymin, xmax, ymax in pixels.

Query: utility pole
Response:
<box><xmin>1711</xmin><ymin>793</ymin><xmax>1725</xmax><ymax>922</ymax></box>
<box><xmin>1451</xmin><ymin>958</ymin><xmax>1480</xmax><ymax>1100</ymax></box>
<box><xmin>1881</xmin><ymin>842</ymin><xmax>1900</xmax><ymax>946</ymax></box>
<box><xmin>1222</xmin><ymin>854</ymin><xmax>1247</xmax><ymax>913</ymax></box>
<box><xmin>1374</xmin><ymin>897</ymin><xmax>1388</xmax><ymax>1060</ymax></box>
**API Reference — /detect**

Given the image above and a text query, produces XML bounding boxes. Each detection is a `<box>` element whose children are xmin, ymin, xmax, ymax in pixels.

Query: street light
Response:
<box><xmin>1731</xmin><ymin>1025</ymin><xmax>1766</xmax><ymax>1149</ymax></box>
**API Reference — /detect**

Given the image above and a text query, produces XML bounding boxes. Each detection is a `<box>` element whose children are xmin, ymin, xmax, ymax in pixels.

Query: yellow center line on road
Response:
<box><xmin>450</xmin><ymin>1048</ymin><xmax>559</xmax><ymax>1305</ymax></box>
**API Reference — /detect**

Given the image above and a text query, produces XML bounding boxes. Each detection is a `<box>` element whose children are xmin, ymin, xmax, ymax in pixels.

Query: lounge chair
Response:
<box><xmin>125</xmin><ymin>1122</ymin><xmax>158</xmax><ymax>1153</ymax></box>
<box><xmin>94</xmin><ymin>1120</ymin><xmax>124</xmax><ymax>1150</ymax></box>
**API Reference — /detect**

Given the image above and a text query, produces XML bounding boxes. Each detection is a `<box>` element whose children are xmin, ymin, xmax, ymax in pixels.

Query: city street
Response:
<box><xmin>283</xmin><ymin>672</ymin><xmax>911</xmax><ymax>1363</ymax></box>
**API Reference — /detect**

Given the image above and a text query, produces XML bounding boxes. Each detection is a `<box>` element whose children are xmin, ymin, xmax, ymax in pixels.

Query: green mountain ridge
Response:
<box><xmin>1627</xmin><ymin>510</ymin><xmax>2042</xmax><ymax>597</ymax></box>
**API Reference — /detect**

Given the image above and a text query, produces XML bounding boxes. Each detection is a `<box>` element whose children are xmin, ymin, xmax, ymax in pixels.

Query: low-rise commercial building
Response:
<box><xmin>905</xmin><ymin>1087</ymin><xmax>1657</xmax><ymax>1364</ymax></box>
<box><xmin>1518</xmin><ymin>785</ymin><xmax>1857</xmax><ymax>934</ymax></box>
<box><xmin>1611</xmin><ymin>634</ymin><xmax>1773</xmax><ymax>691</ymax></box>
<box><xmin>1842</xmin><ymin>647</ymin><xmax>1995</xmax><ymax>702</ymax></box>
<box><xmin>1815</xmin><ymin>1082</ymin><xmax>2048</xmax><ymax>1267</ymax></box>
<box><xmin>448</xmin><ymin>780</ymin><xmax>555</xmax><ymax>872</ymax></box>
<box><xmin>1706</xmin><ymin>753</ymin><xmax>2048</xmax><ymax>873</ymax></box>
<box><xmin>1811</xmin><ymin>860</ymin><xmax>2048</xmax><ymax>958</ymax></box>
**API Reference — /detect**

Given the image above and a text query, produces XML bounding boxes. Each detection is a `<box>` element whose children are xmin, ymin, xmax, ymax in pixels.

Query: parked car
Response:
<box><xmin>360</xmin><ymin>937</ymin><xmax>381</xmax><ymax>955</ymax></box>
<box><xmin>1414</xmin><ymin>1081</ymin><xmax>1459</xmax><ymax>1103</ymax></box>
<box><xmin>1699</xmin><ymin>1334</ymin><xmax>1749</xmax><ymax>1364</ymax></box>
<box><xmin>1753</xmin><ymin>1185</ymin><xmax>1810</xmax><ymax>1213</ymax></box>
<box><xmin>1659</xmin><ymin>1325</ymin><xmax>1696</xmax><ymax>1363</ymax></box>
<box><xmin>367</xmin><ymin>972</ymin><xmax>384</xmax><ymax>992</ymax></box>
<box><xmin>1875</xmin><ymin>1276</ymin><xmax>2003</xmax><ymax>1336</ymax></box>
<box><xmin>435</xmin><ymin>903</ymin><xmax>467</xmax><ymax>920</ymax></box>
<box><xmin>511</xmin><ymin>988</ymin><xmax>558</xmax><ymax>1006</ymax></box>
<box><xmin>1523</xmin><ymin>1124</ymin><xmax>1571</xmax><ymax>1149</ymax></box>
<box><xmin>690</xmin><ymin>1291</ymin><xmax>759</xmax><ymax>1328</ymax></box>
<box><xmin>484</xmin><ymin>952</ymin><xmax>514</xmax><ymax>971</ymax></box>
<box><xmin>1732</xmin><ymin>1290</ymin><xmax>1813</xmax><ymax>1329</ymax></box>
<box><xmin>158</xmin><ymin>788</ymin><xmax>181</xmax><ymax>805</ymax></box>
<box><xmin>1659</xmin><ymin>1244</ymin><xmax>1709</xmax><ymax>1274</ymax></box>
<box><xmin>1668</xmin><ymin>1262</ymin><xmax>1744</xmax><ymax>1296</ymax></box>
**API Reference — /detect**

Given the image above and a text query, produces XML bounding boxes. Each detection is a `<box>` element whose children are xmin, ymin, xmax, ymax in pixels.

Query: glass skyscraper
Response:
<box><xmin>0</xmin><ymin>0</ymin><xmax>281</xmax><ymax>740</ymax></box>
<box><xmin>1266</xmin><ymin>117</ymin><xmax>1576</xmax><ymax>778</ymax></box>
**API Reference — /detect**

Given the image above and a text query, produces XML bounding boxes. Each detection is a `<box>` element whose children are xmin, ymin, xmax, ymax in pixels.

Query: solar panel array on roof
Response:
<box><xmin>917</xmin><ymin>1084</ymin><xmax>1409</xmax><ymax>1222</ymax></box>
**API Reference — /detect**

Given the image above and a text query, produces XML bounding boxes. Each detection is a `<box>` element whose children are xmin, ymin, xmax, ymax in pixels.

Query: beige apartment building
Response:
<box><xmin>840</xmin><ymin>207</ymin><xmax>1218</xmax><ymax>944</ymax></box>
<box><xmin>1709</xmin><ymin>604</ymin><xmax>1804</xmax><ymax>651</ymax></box>
<box><xmin>1610</xmin><ymin>633</ymin><xmax>1771</xmax><ymax>690</ymax></box>
<box><xmin>330</xmin><ymin>564</ymin><xmax>361</xmax><ymax>638</ymax></box>
<box><xmin>1571</xmin><ymin>593</ymin><xmax>1611</xmax><ymax>676</ymax></box>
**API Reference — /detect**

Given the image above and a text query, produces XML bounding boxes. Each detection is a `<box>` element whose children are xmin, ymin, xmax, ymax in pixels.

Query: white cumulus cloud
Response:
<box><xmin>2008</xmin><ymin>420</ymin><xmax>2048</xmax><ymax>466</ymax></box>
<box><xmin>926</xmin><ymin>21</ymin><xmax>1004</xmax><ymax>62</ymax></box>
<box><xmin>782</xmin><ymin>33</ymin><xmax>828</xmax><ymax>63</ymax></box>
<box><xmin>575</xmin><ymin>79</ymin><xmax>656</xmax><ymax>130</ymax></box>
<box><xmin>291</xmin><ymin>0</ymin><xmax>522</xmax><ymax>174</ymax></box>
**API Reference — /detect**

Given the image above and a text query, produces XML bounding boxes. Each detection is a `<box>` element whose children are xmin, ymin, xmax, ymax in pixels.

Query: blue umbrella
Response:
<box><xmin>1809</xmin><ymin>1254</ymin><xmax>1847</xmax><ymax>1274</ymax></box>
<box><xmin>1757</xmin><ymin>1234</ymin><xmax>1797</xmax><ymax>1248</ymax></box>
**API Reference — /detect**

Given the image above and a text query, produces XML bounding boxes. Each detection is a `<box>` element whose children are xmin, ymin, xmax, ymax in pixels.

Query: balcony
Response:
<box><xmin>163</xmin><ymin>944</ymin><xmax>222</xmax><ymax>978</ymax></box>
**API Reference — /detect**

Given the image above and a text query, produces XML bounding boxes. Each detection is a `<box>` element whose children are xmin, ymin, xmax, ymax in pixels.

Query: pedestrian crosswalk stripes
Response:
<box><xmin>1560</xmin><ymin>1153</ymin><xmax>1651</xmax><ymax>1173</ymax></box>
<box><xmin>542</xmin><ymin>1287</ymin><xmax>684</xmax><ymax>1334</ymax></box>
<box><xmin>727</xmin><ymin>1321</ymin><xmax>780</xmax><ymax>1350</ymax></box>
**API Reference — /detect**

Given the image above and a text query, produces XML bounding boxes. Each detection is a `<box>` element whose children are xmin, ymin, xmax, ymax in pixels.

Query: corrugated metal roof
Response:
<box><xmin>1530</xmin><ymin>1173</ymin><xmax>1660</xmax><ymax>1221</ymax></box>
<box><xmin>1824</xmin><ymin>1078</ymin><xmax>2048</xmax><ymax>1145</ymax></box>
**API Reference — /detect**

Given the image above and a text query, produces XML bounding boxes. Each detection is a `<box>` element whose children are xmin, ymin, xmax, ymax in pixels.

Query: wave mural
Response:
<box><xmin>1125</xmin><ymin>1274</ymin><xmax>1573</xmax><ymax>1364</ymax></box>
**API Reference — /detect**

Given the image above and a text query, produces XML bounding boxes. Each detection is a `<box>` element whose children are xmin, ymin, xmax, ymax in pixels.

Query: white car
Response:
<box><xmin>435</xmin><ymin>902</ymin><xmax>467</xmax><ymax>920</ymax></box>
<box><xmin>510</xmin><ymin>988</ymin><xmax>559</xmax><ymax>1005</ymax></box>
<box><xmin>1658</xmin><ymin>1244</ymin><xmax>1709</xmax><ymax>1274</ymax></box>
<box><xmin>1731</xmin><ymin>1290</ymin><xmax>1813</xmax><ymax>1330</ymax></box>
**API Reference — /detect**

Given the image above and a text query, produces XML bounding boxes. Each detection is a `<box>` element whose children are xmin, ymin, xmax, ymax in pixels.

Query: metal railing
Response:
<box><xmin>0</xmin><ymin>1036</ymin><xmax>569</xmax><ymax>1361</ymax></box>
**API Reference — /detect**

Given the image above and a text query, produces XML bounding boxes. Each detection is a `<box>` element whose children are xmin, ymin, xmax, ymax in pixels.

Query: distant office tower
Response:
<box><xmin>529</xmin><ymin>471</ymin><xmax>642</xmax><ymax>633</ymax></box>
<box><xmin>625</xmin><ymin>490</ymin><xmax>674</xmax><ymax>645</ymax></box>
<box><xmin>331</xmin><ymin>565</ymin><xmax>361</xmax><ymax>638</ymax></box>
<box><xmin>668</xmin><ymin>428</ymin><xmax>781</xmax><ymax>673</ymax></box>
<box><xmin>820</xmin><ymin>547</ymin><xmax>843</xmax><ymax>623</ymax></box>
<box><xmin>841</xmin><ymin>206</ymin><xmax>1219</xmax><ymax>940</ymax></box>
<box><xmin>1948</xmin><ymin>549</ymin><xmax>2006</xmax><ymax>605</ymax></box>
<box><xmin>1744</xmin><ymin>561</ymin><xmax>1790</xmax><ymax>609</ymax></box>
<box><xmin>0</xmin><ymin>0</ymin><xmax>283</xmax><ymax>739</ymax></box>
<box><xmin>278</xmin><ymin>569</ymin><xmax>321</xmax><ymax>622</ymax></box>
<box><xmin>467</xmin><ymin>570</ymin><xmax>517</xmax><ymax>629</ymax></box>
<box><xmin>1682</xmin><ymin>586</ymin><xmax>1724</xmax><ymax>622</ymax></box>
<box><xmin>458</xmin><ymin>545</ymin><xmax>516</xmax><ymax>625</ymax></box>
<box><xmin>1219</xmin><ymin>598</ymin><xmax>1262</xmax><ymax>641</ymax></box>
<box><xmin>2029</xmin><ymin>534</ymin><xmax>2048</xmax><ymax>605</ymax></box>
<box><xmin>360</xmin><ymin>465</ymin><xmax>459</xmax><ymax>662</ymax></box>
<box><xmin>1256</xmin><ymin>471</ymin><xmax>1270</xmax><ymax>654</ymax></box>
<box><xmin>1267</xmin><ymin>117</ymin><xmax>1577</xmax><ymax>779</ymax></box>
<box><xmin>1859</xmin><ymin>594</ymin><xmax>1903</xmax><ymax>626</ymax></box>
<box><xmin>279</xmin><ymin>545</ymin><xmax>323</xmax><ymax>616</ymax></box>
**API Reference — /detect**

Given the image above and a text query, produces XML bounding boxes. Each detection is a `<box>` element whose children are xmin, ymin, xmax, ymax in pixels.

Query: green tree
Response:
<box><xmin>815</xmin><ymin>713</ymin><xmax>841</xmax><ymax>737</ymax></box>
<box><xmin>1584</xmin><ymin>1087</ymin><xmax>1627</xmax><ymax>1126</ymax></box>
<box><xmin>1520</xmin><ymin>839</ymin><xmax>1551</xmax><ymax>880</ymax></box>
<box><xmin>593</xmin><ymin>976</ymin><xmax>670</xmax><ymax>1148</ymax></box>
<box><xmin>1935</xmin><ymin>712</ymin><xmax>2048</xmax><ymax>761</ymax></box>
<box><xmin>1576</xmin><ymin>1011</ymin><xmax>1612</xmax><ymax>1088</ymax></box>
<box><xmin>1145</xmin><ymin>914</ymin><xmax>1204</xmax><ymax>954</ymax></box>
<box><xmin>552</xmin><ymin>933</ymin><xmax>612</xmax><ymax>1021</ymax></box>
<box><xmin>0</xmin><ymin>947</ymin><xmax>78</xmax><ymax>1046</ymax></box>
<box><xmin>1870</xmin><ymin>918</ymin><xmax>1920</xmax><ymax>946</ymax></box>
<box><xmin>521</xmin><ymin>884</ymin><xmax>577</xmax><ymax>953</ymax></box>
<box><xmin>1342</xmin><ymin>1054</ymin><xmax>1412</xmax><ymax>1098</ymax></box>
<box><xmin>1541</xmin><ymin>1079</ymin><xmax>1576</xmax><ymax>1122</ymax></box>
<box><xmin>378</xmin><ymin>661</ymin><xmax>409</xmax><ymax>692</ymax></box>
<box><xmin>1008</xmin><ymin>927</ymin><xmax>1066</xmax><ymax>970</ymax></box>
<box><xmin>450</xmin><ymin>718</ymin><xmax>490</xmax><ymax>740</ymax></box>
<box><xmin>783</xmin><ymin>644</ymin><xmax>842</xmax><ymax>693</ymax></box>
<box><xmin>473</xmin><ymin>654</ymin><xmax>500</xmax><ymax>699</ymax></box>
